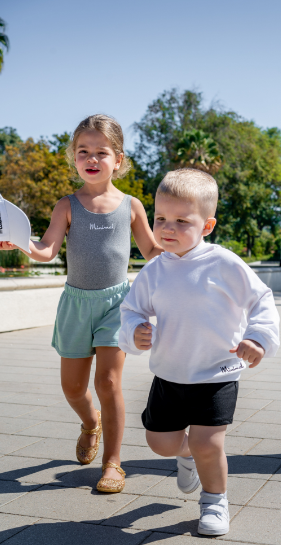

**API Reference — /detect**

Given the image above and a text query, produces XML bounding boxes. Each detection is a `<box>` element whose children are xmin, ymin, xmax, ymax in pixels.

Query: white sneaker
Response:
<box><xmin>176</xmin><ymin>455</ymin><xmax>200</xmax><ymax>494</ymax></box>
<box><xmin>198</xmin><ymin>490</ymin><xmax>229</xmax><ymax>535</ymax></box>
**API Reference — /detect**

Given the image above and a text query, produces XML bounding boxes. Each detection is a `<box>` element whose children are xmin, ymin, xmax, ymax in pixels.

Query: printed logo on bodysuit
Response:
<box><xmin>220</xmin><ymin>362</ymin><xmax>244</xmax><ymax>373</ymax></box>
<box><xmin>0</xmin><ymin>212</ymin><xmax>2</xmax><ymax>231</ymax></box>
<box><xmin>90</xmin><ymin>223</ymin><xmax>114</xmax><ymax>230</ymax></box>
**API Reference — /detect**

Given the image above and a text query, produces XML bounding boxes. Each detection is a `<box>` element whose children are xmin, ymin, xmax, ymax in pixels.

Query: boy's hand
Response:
<box><xmin>134</xmin><ymin>322</ymin><xmax>152</xmax><ymax>350</ymax></box>
<box><xmin>0</xmin><ymin>241</ymin><xmax>17</xmax><ymax>251</ymax></box>
<box><xmin>229</xmin><ymin>339</ymin><xmax>265</xmax><ymax>368</ymax></box>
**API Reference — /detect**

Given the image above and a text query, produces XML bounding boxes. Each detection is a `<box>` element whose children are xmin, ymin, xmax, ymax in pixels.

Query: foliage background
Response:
<box><xmin>1</xmin><ymin>88</ymin><xmax>281</xmax><ymax>264</ymax></box>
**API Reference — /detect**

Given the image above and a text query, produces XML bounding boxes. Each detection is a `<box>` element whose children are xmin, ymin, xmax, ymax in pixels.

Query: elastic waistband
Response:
<box><xmin>64</xmin><ymin>279</ymin><xmax>130</xmax><ymax>299</ymax></box>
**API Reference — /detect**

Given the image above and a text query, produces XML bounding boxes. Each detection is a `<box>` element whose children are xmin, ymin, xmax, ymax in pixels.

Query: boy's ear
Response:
<box><xmin>203</xmin><ymin>218</ymin><xmax>216</xmax><ymax>237</ymax></box>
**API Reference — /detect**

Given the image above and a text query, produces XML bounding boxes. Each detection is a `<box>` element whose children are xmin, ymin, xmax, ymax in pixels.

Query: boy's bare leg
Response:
<box><xmin>188</xmin><ymin>425</ymin><xmax>227</xmax><ymax>493</ymax></box>
<box><xmin>146</xmin><ymin>429</ymin><xmax>191</xmax><ymax>458</ymax></box>
<box><xmin>146</xmin><ymin>424</ymin><xmax>227</xmax><ymax>493</ymax></box>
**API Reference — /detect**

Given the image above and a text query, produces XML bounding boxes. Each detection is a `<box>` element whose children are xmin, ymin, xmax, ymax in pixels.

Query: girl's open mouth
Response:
<box><xmin>86</xmin><ymin>168</ymin><xmax>100</xmax><ymax>175</ymax></box>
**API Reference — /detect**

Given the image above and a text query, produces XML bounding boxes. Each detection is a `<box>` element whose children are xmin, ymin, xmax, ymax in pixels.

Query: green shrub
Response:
<box><xmin>0</xmin><ymin>249</ymin><xmax>30</xmax><ymax>268</ymax></box>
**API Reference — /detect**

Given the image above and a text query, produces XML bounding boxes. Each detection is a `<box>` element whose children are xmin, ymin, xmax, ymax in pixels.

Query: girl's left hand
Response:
<box><xmin>229</xmin><ymin>339</ymin><xmax>265</xmax><ymax>368</ymax></box>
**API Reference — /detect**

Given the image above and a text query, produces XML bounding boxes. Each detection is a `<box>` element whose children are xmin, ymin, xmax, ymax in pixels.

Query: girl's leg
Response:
<box><xmin>94</xmin><ymin>346</ymin><xmax>125</xmax><ymax>481</ymax></box>
<box><xmin>61</xmin><ymin>357</ymin><xmax>99</xmax><ymax>449</ymax></box>
<box><xmin>188</xmin><ymin>425</ymin><xmax>228</xmax><ymax>493</ymax></box>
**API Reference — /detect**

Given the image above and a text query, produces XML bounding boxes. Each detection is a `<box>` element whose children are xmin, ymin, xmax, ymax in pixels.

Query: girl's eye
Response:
<box><xmin>99</xmin><ymin>152</ymin><xmax>107</xmax><ymax>155</ymax></box>
<box><xmin>177</xmin><ymin>219</ymin><xmax>187</xmax><ymax>223</ymax></box>
<box><xmin>79</xmin><ymin>150</ymin><xmax>87</xmax><ymax>154</ymax></box>
<box><xmin>156</xmin><ymin>217</ymin><xmax>165</xmax><ymax>221</ymax></box>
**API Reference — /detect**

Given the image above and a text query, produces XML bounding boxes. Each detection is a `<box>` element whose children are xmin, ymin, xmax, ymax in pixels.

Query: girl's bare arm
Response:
<box><xmin>131</xmin><ymin>197</ymin><xmax>163</xmax><ymax>261</ymax></box>
<box><xmin>0</xmin><ymin>197</ymin><xmax>71</xmax><ymax>263</ymax></box>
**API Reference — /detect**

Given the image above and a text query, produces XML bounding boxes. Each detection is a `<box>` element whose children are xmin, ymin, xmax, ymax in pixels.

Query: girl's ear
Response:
<box><xmin>114</xmin><ymin>153</ymin><xmax>123</xmax><ymax>171</ymax></box>
<box><xmin>203</xmin><ymin>218</ymin><xmax>216</xmax><ymax>237</ymax></box>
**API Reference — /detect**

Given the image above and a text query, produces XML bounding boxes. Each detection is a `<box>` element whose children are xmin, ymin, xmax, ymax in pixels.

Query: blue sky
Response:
<box><xmin>1</xmin><ymin>0</ymin><xmax>281</xmax><ymax>151</ymax></box>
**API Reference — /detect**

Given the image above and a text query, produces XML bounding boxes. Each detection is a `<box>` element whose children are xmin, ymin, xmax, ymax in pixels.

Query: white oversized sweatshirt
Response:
<box><xmin>119</xmin><ymin>241</ymin><xmax>280</xmax><ymax>384</ymax></box>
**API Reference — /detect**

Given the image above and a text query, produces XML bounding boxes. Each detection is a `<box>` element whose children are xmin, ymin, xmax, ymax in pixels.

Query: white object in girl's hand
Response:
<box><xmin>0</xmin><ymin>194</ymin><xmax>31</xmax><ymax>253</ymax></box>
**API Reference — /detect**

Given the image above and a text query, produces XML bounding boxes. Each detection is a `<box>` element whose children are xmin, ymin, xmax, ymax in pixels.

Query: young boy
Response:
<box><xmin>118</xmin><ymin>168</ymin><xmax>280</xmax><ymax>536</ymax></box>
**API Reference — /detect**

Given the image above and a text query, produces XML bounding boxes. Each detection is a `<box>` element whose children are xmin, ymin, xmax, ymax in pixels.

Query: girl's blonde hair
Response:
<box><xmin>66</xmin><ymin>114</ymin><xmax>131</xmax><ymax>180</ymax></box>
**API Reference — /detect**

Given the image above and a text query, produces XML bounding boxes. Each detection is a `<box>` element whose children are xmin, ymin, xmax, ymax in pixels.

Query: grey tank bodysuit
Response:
<box><xmin>66</xmin><ymin>194</ymin><xmax>132</xmax><ymax>290</ymax></box>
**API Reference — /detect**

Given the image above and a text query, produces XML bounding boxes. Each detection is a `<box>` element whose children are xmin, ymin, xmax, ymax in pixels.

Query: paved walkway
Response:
<box><xmin>0</xmin><ymin>301</ymin><xmax>281</xmax><ymax>544</ymax></box>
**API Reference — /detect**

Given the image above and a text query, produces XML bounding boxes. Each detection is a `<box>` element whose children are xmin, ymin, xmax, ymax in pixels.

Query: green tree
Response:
<box><xmin>0</xmin><ymin>18</ymin><xmax>9</xmax><ymax>73</ymax></box>
<box><xmin>0</xmin><ymin>136</ymin><xmax>75</xmax><ymax>236</ymax></box>
<box><xmin>173</xmin><ymin>129</ymin><xmax>222</xmax><ymax>174</ymax></box>
<box><xmin>0</xmin><ymin>127</ymin><xmax>22</xmax><ymax>155</ymax></box>
<box><xmin>133</xmin><ymin>89</ymin><xmax>281</xmax><ymax>255</ymax></box>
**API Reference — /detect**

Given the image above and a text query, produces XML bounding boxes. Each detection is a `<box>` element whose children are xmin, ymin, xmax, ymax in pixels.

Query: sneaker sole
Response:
<box><xmin>177</xmin><ymin>474</ymin><xmax>201</xmax><ymax>494</ymax></box>
<box><xmin>198</xmin><ymin>524</ymin><xmax>229</xmax><ymax>536</ymax></box>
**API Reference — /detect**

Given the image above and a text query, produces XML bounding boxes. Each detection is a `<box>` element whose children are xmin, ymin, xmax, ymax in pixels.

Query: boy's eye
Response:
<box><xmin>177</xmin><ymin>219</ymin><xmax>188</xmax><ymax>223</ymax></box>
<box><xmin>99</xmin><ymin>152</ymin><xmax>107</xmax><ymax>155</ymax></box>
<box><xmin>156</xmin><ymin>217</ymin><xmax>165</xmax><ymax>221</ymax></box>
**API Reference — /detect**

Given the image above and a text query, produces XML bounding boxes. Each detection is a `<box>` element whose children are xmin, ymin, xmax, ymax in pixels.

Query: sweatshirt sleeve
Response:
<box><xmin>118</xmin><ymin>268</ymin><xmax>157</xmax><ymax>355</ymax></box>
<box><xmin>222</xmin><ymin>251</ymin><xmax>280</xmax><ymax>357</ymax></box>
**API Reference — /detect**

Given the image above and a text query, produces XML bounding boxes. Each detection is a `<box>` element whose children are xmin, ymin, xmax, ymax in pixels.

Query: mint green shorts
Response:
<box><xmin>51</xmin><ymin>280</ymin><xmax>130</xmax><ymax>359</ymax></box>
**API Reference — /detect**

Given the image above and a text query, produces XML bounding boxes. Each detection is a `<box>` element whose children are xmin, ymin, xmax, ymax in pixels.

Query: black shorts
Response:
<box><xmin>142</xmin><ymin>376</ymin><xmax>239</xmax><ymax>432</ymax></box>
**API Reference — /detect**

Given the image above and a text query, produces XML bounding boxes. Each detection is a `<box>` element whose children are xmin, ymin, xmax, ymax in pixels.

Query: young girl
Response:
<box><xmin>0</xmin><ymin>114</ymin><xmax>163</xmax><ymax>493</ymax></box>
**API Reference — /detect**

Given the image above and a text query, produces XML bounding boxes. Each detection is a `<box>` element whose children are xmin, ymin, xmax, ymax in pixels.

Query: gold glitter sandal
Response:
<box><xmin>96</xmin><ymin>462</ymin><xmax>126</xmax><ymax>493</ymax></box>
<box><xmin>76</xmin><ymin>410</ymin><xmax>102</xmax><ymax>465</ymax></box>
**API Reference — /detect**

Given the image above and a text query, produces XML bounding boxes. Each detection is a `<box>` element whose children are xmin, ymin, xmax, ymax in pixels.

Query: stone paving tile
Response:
<box><xmin>0</xmin><ymin>373</ymin><xmax>60</xmax><ymax>384</ymax></box>
<box><xmin>247</xmin><ymin>410</ymin><xmax>281</xmax><ymax>424</ymax></box>
<box><xmin>142</xmin><ymin>532</ymin><xmax>249</xmax><ymax>544</ymax></box>
<box><xmin>141</xmin><ymin>472</ymin><xmax>266</xmax><ymax>506</ymax></box>
<box><xmin>13</xmin><ymin>421</ymin><xmax>80</xmax><ymax>440</ymax></box>
<box><xmin>0</xmin><ymin>513</ymin><xmax>40</xmax><ymax>544</ymax></box>
<box><xmin>0</xmin><ymin>455</ymin><xmax>78</xmax><ymax>485</ymax></box>
<box><xmin>227</xmin><ymin>454</ymin><xmax>281</xmax><ymax>479</ymax></box>
<box><xmin>0</xmin><ymin>393</ymin><xmax>12</xmax><ymax>402</ymax></box>
<box><xmin>228</xmin><ymin>421</ymin><xmax>281</xmax><ymax>439</ymax></box>
<box><xmin>102</xmin><ymin>495</ymin><xmax>240</xmax><ymax>535</ymax></box>
<box><xmin>0</xmin><ymin>417</ymin><xmax>45</xmax><ymax>434</ymax></box>
<box><xmin>122</xmin><ymin>427</ymin><xmax>147</xmax><ymax>446</ymax></box>
<box><xmin>270</xmin><ymin>467</ymin><xmax>281</xmax><ymax>481</ymax></box>
<box><xmin>125</xmin><ymin>413</ymin><xmax>144</xmax><ymax>428</ymax></box>
<box><xmin>224</xmin><ymin>435</ymin><xmax>262</xmax><ymax>455</ymax></box>
<box><xmin>222</xmin><ymin>506</ymin><xmax>281</xmax><ymax>544</ymax></box>
<box><xmin>1</xmin><ymin>484</ymin><xmax>138</xmax><ymax>523</ymax></box>
<box><xmin>124</xmin><ymin>400</ymin><xmax>147</xmax><ymax>414</ymax></box>
<box><xmin>232</xmin><ymin>408</ymin><xmax>258</xmax><ymax>421</ymax></box>
<box><xmin>0</xmin><ymin>480</ymin><xmax>41</xmax><ymax>508</ymax></box>
<box><xmin>264</xmin><ymin>400</ymin><xmax>281</xmax><ymax>411</ymax></box>
<box><xmin>0</xmin><ymin>434</ymin><xmax>44</xmax><ymax>455</ymax></box>
<box><xmin>0</xmin><ymin>382</ymin><xmax>64</xmax><ymax>395</ymax></box>
<box><xmin>0</xmin><ymin>518</ymin><xmax>151</xmax><ymax>545</ymax></box>
<box><xmin>8</xmin><ymin>437</ymin><xmax>100</xmax><ymax>462</ymax></box>
<box><xmin>50</xmin><ymin>463</ymin><xmax>172</xmax><ymax>495</ymax></box>
<box><xmin>237</xmin><ymin>388</ymin><xmax>255</xmax><ymax>397</ymax></box>
<box><xmin>246</xmin><ymin>390</ymin><xmax>281</xmax><ymax>400</ymax></box>
<box><xmin>236</xmin><ymin>398</ymin><xmax>272</xmax><ymax>410</ymax></box>
<box><xmin>2</xmin><ymin>393</ymin><xmax>64</xmax><ymax>406</ymax></box>
<box><xmin>248</xmin><ymin>480</ymin><xmax>281</xmax><ymax>509</ymax></box>
<box><xmin>0</xmin><ymin>403</ymin><xmax>43</xmax><ymax>418</ymax></box>
<box><xmin>119</xmin><ymin>445</ymin><xmax>177</xmax><ymax>471</ymax></box>
<box><xmin>247</xmin><ymin>439</ymin><xmax>281</xmax><ymax>458</ymax></box>
<box><xmin>19</xmin><ymin>405</ymin><xmax>81</xmax><ymax>423</ymax></box>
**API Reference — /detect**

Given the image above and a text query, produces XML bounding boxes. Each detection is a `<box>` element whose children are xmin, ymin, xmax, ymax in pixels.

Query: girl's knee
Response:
<box><xmin>95</xmin><ymin>374</ymin><xmax>120</xmax><ymax>399</ymax></box>
<box><xmin>61</xmin><ymin>380</ymin><xmax>87</xmax><ymax>402</ymax></box>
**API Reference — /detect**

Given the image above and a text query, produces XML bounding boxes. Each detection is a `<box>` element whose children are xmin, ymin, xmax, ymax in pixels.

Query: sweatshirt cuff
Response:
<box><xmin>242</xmin><ymin>332</ymin><xmax>277</xmax><ymax>358</ymax></box>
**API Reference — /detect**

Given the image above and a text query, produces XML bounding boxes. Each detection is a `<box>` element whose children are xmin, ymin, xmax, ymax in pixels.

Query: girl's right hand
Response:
<box><xmin>0</xmin><ymin>241</ymin><xmax>17</xmax><ymax>251</ymax></box>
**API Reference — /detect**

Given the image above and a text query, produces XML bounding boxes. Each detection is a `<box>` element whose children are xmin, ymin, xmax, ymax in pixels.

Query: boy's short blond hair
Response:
<box><xmin>156</xmin><ymin>168</ymin><xmax>218</xmax><ymax>218</ymax></box>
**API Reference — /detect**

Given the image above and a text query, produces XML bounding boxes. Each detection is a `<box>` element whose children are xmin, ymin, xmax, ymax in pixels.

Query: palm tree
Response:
<box><xmin>0</xmin><ymin>18</ymin><xmax>10</xmax><ymax>73</ymax></box>
<box><xmin>174</xmin><ymin>129</ymin><xmax>222</xmax><ymax>174</ymax></box>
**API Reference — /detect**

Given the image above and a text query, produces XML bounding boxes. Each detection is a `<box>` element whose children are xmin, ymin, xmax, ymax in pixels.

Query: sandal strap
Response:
<box><xmin>80</xmin><ymin>423</ymin><xmax>100</xmax><ymax>436</ymax></box>
<box><xmin>102</xmin><ymin>462</ymin><xmax>126</xmax><ymax>476</ymax></box>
